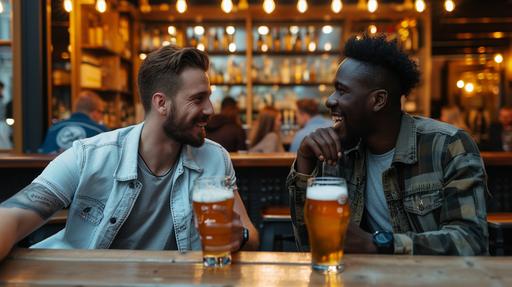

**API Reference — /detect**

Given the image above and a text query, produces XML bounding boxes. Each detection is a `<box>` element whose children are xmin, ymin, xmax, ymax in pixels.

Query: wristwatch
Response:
<box><xmin>240</xmin><ymin>227</ymin><xmax>249</xmax><ymax>249</ymax></box>
<box><xmin>372</xmin><ymin>231</ymin><xmax>394</xmax><ymax>254</ymax></box>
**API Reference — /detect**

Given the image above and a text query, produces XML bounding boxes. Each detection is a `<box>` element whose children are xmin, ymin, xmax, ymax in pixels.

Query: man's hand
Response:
<box><xmin>344</xmin><ymin>223</ymin><xmax>377</xmax><ymax>254</ymax></box>
<box><xmin>296</xmin><ymin>120</ymin><xmax>346</xmax><ymax>175</ymax></box>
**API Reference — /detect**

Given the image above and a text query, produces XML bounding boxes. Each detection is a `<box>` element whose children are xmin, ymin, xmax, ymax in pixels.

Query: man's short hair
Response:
<box><xmin>74</xmin><ymin>90</ymin><xmax>103</xmax><ymax>114</ymax></box>
<box><xmin>137</xmin><ymin>45</ymin><xmax>210</xmax><ymax>113</ymax></box>
<box><xmin>343</xmin><ymin>33</ymin><xmax>420</xmax><ymax>98</ymax></box>
<box><xmin>0</xmin><ymin>80</ymin><xmax>4</xmax><ymax>89</ymax></box>
<box><xmin>221</xmin><ymin>97</ymin><xmax>237</xmax><ymax>110</ymax></box>
<box><xmin>296</xmin><ymin>98</ymin><xmax>319</xmax><ymax>116</ymax></box>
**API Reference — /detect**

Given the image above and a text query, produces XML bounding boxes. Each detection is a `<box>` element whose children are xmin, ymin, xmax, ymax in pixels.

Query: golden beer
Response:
<box><xmin>192</xmin><ymin>177</ymin><xmax>234</xmax><ymax>267</ymax></box>
<box><xmin>305</xmin><ymin>177</ymin><xmax>350</xmax><ymax>273</ymax></box>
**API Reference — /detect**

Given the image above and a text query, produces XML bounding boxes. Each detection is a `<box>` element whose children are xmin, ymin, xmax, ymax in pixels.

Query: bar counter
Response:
<box><xmin>1</xmin><ymin>248</ymin><xmax>511</xmax><ymax>286</ymax></box>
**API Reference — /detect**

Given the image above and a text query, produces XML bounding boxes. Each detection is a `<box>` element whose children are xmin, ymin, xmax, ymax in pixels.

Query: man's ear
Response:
<box><xmin>152</xmin><ymin>92</ymin><xmax>169</xmax><ymax>115</ymax></box>
<box><xmin>369</xmin><ymin>89</ymin><xmax>388</xmax><ymax>112</ymax></box>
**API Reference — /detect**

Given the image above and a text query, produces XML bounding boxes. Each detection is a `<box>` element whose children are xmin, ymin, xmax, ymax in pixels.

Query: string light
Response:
<box><xmin>369</xmin><ymin>24</ymin><xmax>377</xmax><ymax>34</ymax></box>
<box><xmin>415</xmin><ymin>0</ymin><xmax>425</xmax><ymax>12</ymax></box>
<box><xmin>176</xmin><ymin>0</ymin><xmax>187</xmax><ymax>13</ymax></box>
<box><xmin>194</xmin><ymin>26</ymin><xmax>205</xmax><ymax>35</ymax></box>
<box><xmin>494</xmin><ymin>53</ymin><xmax>504</xmax><ymax>64</ymax></box>
<box><xmin>95</xmin><ymin>0</ymin><xmax>107</xmax><ymax>13</ymax></box>
<box><xmin>228</xmin><ymin>42</ymin><xmax>237</xmax><ymax>52</ymax></box>
<box><xmin>297</xmin><ymin>0</ymin><xmax>308</xmax><ymax>13</ymax></box>
<box><xmin>444</xmin><ymin>0</ymin><xmax>455</xmax><ymax>12</ymax></box>
<box><xmin>197</xmin><ymin>43</ymin><xmax>205</xmax><ymax>51</ymax></box>
<box><xmin>367</xmin><ymin>0</ymin><xmax>378</xmax><ymax>13</ymax></box>
<box><xmin>464</xmin><ymin>83</ymin><xmax>474</xmax><ymax>93</ymax></box>
<box><xmin>324</xmin><ymin>42</ymin><xmax>332</xmax><ymax>51</ymax></box>
<box><xmin>64</xmin><ymin>0</ymin><xmax>72</xmax><ymax>13</ymax></box>
<box><xmin>322</xmin><ymin>25</ymin><xmax>333</xmax><ymax>34</ymax></box>
<box><xmin>331</xmin><ymin>0</ymin><xmax>342</xmax><ymax>13</ymax></box>
<box><xmin>257</xmin><ymin>26</ymin><xmax>270</xmax><ymax>35</ymax></box>
<box><xmin>168</xmin><ymin>26</ymin><xmax>177</xmax><ymax>35</ymax></box>
<box><xmin>456</xmin><ymin>80</ymin><xmax>464</xmax><ymax>89</ymax></box>
<box><xmin>308</xmin><ymin>42</ymin><xmax>316</xmax><ymax>52</ymax></box>
<box><xmin>263</xmin><ymin>0</ymin><xmax>276</xmax><ymax>14</ymax></box>
<box><xmin>226</xmin><ymin>26</ymin><xmax>236</xmax><ymax>35</ymax></box>
<box><xmin>221</xmin><ymin>0</ymin><xmax>233</xmax><ymax>13</ymax></box>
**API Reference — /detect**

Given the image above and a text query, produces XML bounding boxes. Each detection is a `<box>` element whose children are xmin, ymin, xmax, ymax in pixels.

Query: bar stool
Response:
<box><xmin>487</xmin><ymin>212</ymin><xmax>512</xmax><ymax>256</ymax></box>
<box><xmin>260</xmin><ymin>206</ymin><xmax>296</xmax><ymax>251</ymax></box>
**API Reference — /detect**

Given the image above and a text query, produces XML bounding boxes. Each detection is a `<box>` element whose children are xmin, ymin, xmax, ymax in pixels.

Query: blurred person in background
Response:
<box><xmin>289</xmin><ymin>98</ymin><xmax>331</xmax><ymax>152</ymax></box>
<box><xmin>206</xmin><ymin>96</ymin><xmax>247</xmax><ymax>152</ymax></box>
<box><xmin>483</xmin><ymin>106</ymin><xmax>512</xmax><ymax>151</ymax></box>
<box><xmin>0</xmin><ymin>81</ymin><xmax>12</xmax><ymax>149</ymax></box>
<box><xmin>249</xmin><ymin>106</ymin><xmax>285</xmax><ymax>153</ymax></box>
<box><xmin>440</xmin><ymin>105</ymin><xmax>470</xmax><ymax>132</ymax></box>
<box><xmin>38</xmin><ymin>90</ymin><xmax>108</xmax><ymax>154</ymax></box>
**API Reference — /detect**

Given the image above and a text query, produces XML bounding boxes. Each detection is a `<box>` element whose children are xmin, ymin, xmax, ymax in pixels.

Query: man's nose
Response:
<box><xmin>325</xmin><ymin>92</ymin><xmax>337</xmax><ymax>109</ymax></box>
<box><xmin>204</xmin><ymin>100</ymin><xmax>214</xmax><ymax>116</ymax></box>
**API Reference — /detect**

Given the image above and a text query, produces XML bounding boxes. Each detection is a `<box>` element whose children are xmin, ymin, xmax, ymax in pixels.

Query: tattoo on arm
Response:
<box><xmin>0</xmin><ymin>183</ymin><xmax>64</xmax><ymax>220</ymax></box>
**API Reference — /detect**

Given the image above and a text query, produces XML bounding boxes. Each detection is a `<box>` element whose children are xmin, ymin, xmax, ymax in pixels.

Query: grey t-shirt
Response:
<box><xmin>365</xmin><ymin>148</ymin><xmax>395</xmax><ymax>232</ymax></box>
<box><xmin>110</xmin><ymin>154</ymin><xmax>178</xmax><ymax>250</ymax></box>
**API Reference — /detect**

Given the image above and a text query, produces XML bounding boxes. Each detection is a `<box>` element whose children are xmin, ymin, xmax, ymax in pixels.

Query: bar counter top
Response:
<box><xmin>0</xmin><ymin>151</ymin><xmax>511</xmax><ymax>168</ymax></box>
<box><xmin>1</xmin><ymin>248</ymin><xmax>511</xmax><ymax>286</ymax></box>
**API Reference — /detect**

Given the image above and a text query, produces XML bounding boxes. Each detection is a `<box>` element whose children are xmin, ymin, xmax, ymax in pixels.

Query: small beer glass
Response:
<box><xmin>305</xmin><ymin>177</ymin><xmax>350</xmax><ymax>273</ymax></box>
<box><xmin>192</xmin><ymin>176</ymin><xmax>234</xmax><ymax>267</ymax></box>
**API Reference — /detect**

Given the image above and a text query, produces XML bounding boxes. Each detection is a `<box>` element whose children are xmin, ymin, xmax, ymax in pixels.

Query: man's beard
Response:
<box><xmin>162</xmin><ymin>113</ymin><xmax>206</xmax><ymax>147</ymax></box>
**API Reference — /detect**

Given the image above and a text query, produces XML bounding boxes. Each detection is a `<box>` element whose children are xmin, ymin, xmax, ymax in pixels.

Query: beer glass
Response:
<box><xmin>192</xmin><ymin>176</ymin><xmax>234</xmax><ymax>267</ymax></box>
<box><xmin>305</xmin><ymin>177</ymin><xmax>350</xmax><ymax>273</ymax></box>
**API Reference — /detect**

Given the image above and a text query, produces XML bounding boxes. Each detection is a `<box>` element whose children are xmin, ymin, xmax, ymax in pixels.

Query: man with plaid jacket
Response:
<box><xmin>287</xmin><ymin>34</ymin><xmax>488</xmax><ymax>255</ymax></box>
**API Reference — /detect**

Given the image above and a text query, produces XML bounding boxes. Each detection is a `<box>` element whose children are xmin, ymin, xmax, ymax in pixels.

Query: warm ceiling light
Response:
<box><xmin>96</xmin><ymin>0</ymin><xmax>107</xmax><ymax>13</ymax></box>
<box><xmin>444</xmin><ymin>0</ymin><xmax>455</xmax><ymax>12</ymax></box>
<box><xmin>0</xmin><ymin>2</ymin><xmax>3</xmax><ymax>14</ymax></box>
<box><xmin>331</xmin><ymin>0</ymin><xmax>343</xmax><ymax>13</ymax></box>
<box><xmin>322</xmin><ymin>25</ymin><xmax>333</xmax><ymax>34</ymax></box>
<box><xmin>226</xmin><ymin>26</ymin><xmax>236</xmax><ymax>35</ymax></box>
<box><xmin>228</xmin><ymin>42</ymin><xmax>237</xmax><ymax>52</ymax></box>
<box><xmin>367</xmin><ymin>0</ymin><xmax>378</xmax><ymax>13</ymax></box>
<box><xmin>176</xmin><ymin>0</ymin><xmax>187</xmax><ymax>13</ymax></box>
<box><xmin>494</xmin><ymin>53</ymin><xmax>504</xmax><ymax>64</ymax></box>
<box><xmin>194</xmin><ymin>26</ymin><xmax>205</xmax><ymax>35</ymax></box>
<box><xmin>456</xmin><ymin>80</ymin><xmax>464</xmax><ymax>89</ymax></box>
<box><xmin>263</xmin><ymin>0</ymin><xmax>276</xmax><ymax>14</ymax></box>
<box><xmin>324</xmin><ymin>42</ymin><xmax>332</xmax><ymax>51</ymax></box>
<box><xmin>415</xmin><ymin>0</ymin><xmax>425</xmax><ymax>12</ymax></box>
<box><xmin>369</xmin><ymin>24</ymin><xmax>377</xmax><ymax>34</ymax></box>
<box><xmin>64</xmin><ymin>0</ymin><xmax>72</xmax><ymax>13</ymax></box>
<box><xmin>221</xmin><ymin>0</ymin><xmax>233</xmax><ymax>13</ymax></box>
<box><xmin>168</xmin><ymin>26</ymin><xmax>177</xmax><ymax>35</ymax></box>
<box><xmin>297</xmin><ymin>0</ymin><xmax>308</xmax><ymax>13</ymax></box>
<box><xmin>464</xmin><ymin>83</ymin><xmax>474</xmax><ymax>93</ymax></box>
<box><xmin>258</xmin><ymin>25</ymin><xmax>270</xmax><ymax>35</ymax></box>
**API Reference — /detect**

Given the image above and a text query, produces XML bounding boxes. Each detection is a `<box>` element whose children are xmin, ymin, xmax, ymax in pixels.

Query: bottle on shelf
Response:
<box><xmin>272</xmin><ymin>27</ymin><xmax>281</xmax><ymax>52</ymax></box>
<box><xmin>222</xmin><ymin>30</ymin><xmax>230</xmax><ymax>50</ymax></box>
<box><xmin>294</xmin><ymin>33</ymin><xmax>303</xmax><ymax>51</ymax></box>
<box><xmin>284</xmin><ymin>30</ymin><xmax>293</xmax><ymax>52</ymax></box>
<box><xmin>256</xmin><ymin>34</ymin><xmax>264</xmax><ymax>51</ymax></box>
<box><xmin>213</xmin><ymin>32</ymin><xmax>220</xmax><ymax>51</ymax></box>
<box><xmin>151</xmin><ymin>29</ymin><xmax>161</xmax><ymax>50</ymax></box>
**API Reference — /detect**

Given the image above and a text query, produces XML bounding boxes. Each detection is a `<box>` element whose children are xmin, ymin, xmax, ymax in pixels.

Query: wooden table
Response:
<box><xmin>1</xmin><ymin>249</ymin><xmax>512</xmax><ymax>286</ymax></box>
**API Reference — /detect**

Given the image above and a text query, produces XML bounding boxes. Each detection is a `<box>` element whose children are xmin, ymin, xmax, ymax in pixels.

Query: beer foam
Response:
<box><xmin>193</xmin><ymin>187</ymin><xmax>234</xmax><ymax>203</ymax></box>
<box><xmin>307</xmin><ymin>186</ymin><xmax>348</xmax><ymax>201</ymax></box>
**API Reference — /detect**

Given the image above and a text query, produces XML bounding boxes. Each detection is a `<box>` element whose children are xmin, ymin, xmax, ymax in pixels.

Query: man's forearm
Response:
<box><xmin>0</xmin><ymin>209</ymin><xmax>20</xmax><ymax>261</ymax></box>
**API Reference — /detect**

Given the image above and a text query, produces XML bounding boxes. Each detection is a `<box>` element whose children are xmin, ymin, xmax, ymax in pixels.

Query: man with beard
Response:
<box><xmin>287</xmin><ymin>34</ymin><xmax>488</xmax><ymax>255</ymax></box>
<box><xmin>0</xmin><ymin>46</ymin><xmax>258</xmax><ymax>260</ymax></box>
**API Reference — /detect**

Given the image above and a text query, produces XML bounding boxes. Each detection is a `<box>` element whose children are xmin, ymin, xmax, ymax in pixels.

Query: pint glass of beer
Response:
<box><xmin>305</xmin><ymin>177</ymin><xmax>350</xmax><ymax>273</ymax></box>
<box><xmin>192</xmin><ymin>176</ymin><xmax>234</xmax><ymax>267</ymax></box>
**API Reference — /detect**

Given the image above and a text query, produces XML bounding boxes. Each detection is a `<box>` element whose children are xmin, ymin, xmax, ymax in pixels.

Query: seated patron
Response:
<box><xmin>0</xmin><ymin>45</ymin><xmax>259</xmax><ymax>261</ymax></box>
<box><xmin>249</xmin><ymin>106</ymin><xmax>285</xmax><ymax>153</ymax></box>
<box><xmin>38</xmin><ymin>91</ymin><xmax>108</xmax><ymax>154</ymax></box>
<box><xmin>287</xmin><ymin>34</ymin><xmax>488</xmax><ymax>255</ymax></box>
<box><xmin>289</xmin><ymin>98</ymin><xmax>331</xmax><ymax>152</ymax></box>
<box><xmin>206</xmin><ymin>96</ymin><xmax>247</xmax><ymax>152</ymax></box>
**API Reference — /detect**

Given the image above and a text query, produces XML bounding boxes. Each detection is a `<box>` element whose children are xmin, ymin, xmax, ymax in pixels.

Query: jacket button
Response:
<box><xmin>109</xmin><ymin>217</ymin><xmax>117</xmax><ymax>224</ymax></box>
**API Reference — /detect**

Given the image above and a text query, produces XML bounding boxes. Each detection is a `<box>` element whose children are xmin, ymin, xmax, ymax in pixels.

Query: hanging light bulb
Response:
<box><xmin>263</xmin><ymin>0</ymin><xmax>275</xmax><ymax>14</ymax></box>
<box><xmin>238</xmin><ymin>0</ymin><xmax>249</xmax><ymax>10</ymax></box>
<box><xmin>367</xmin><ymin>0</ymin><xmax>377</xmax><ymax>13</ymax></box>
<box><xmin>64</xmin><ymin>0</ymin><xmax>72</xmax><ymax>13</ymax></box>
<box><xmin>444</xmin><ymin>0</ymin><xmax>455</xmax><ymax>12</ymax></box>
<box><xmin>415</xmin><ymin>0</ymin><xmax>425</xmax><ymax>12</ymax></box>
<box><xmin>226</xmin><ymin>26</ymin><xmax>236</xmax><ymax>35</ymax></box>
<box><xmin>95</xmin><ymin>0</ymin><xmax>107</xmax><ymax>13</ymax></box>
<box><xmin>176</xmin><ymin>0</ymin><xmax>187</xmax><ymax>13</ymax></box>
<box><xmin>0</xmin><ymin>1</ymin><xmax>3</xmax><ymax>14</ymax></box>
<box><xmin>221</xmin><ymin>0</ymin><xmax>233</xmax><ymax>13</ymax></box>
<box><xmin>297</xmin><ymin>0</ymin><xmax>308</xmax><ymax>13</ymax></box>
<box><xmin>331</xmin><ymin>0</ymin><xmax>342</xmax><ymax>13</ymax></box>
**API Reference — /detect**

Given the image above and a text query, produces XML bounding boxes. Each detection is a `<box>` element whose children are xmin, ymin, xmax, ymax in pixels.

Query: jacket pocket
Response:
<box><xmin>403</xmin><ymin>189</ymin><xmax>443</xmax><ymax>216</ymax></box>
<box><xmin>73</xmin><ymin>195</ymin><xmax>105</xmax><ymax>225</ymax></box>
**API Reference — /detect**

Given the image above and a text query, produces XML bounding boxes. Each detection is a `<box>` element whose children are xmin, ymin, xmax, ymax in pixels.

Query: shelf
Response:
<box><xmin>210</xmin><ymin>83</ymin><xmax>247</xmax><ymax>86</ymax></box>
<box><xmin>0</xmin><ymin>40</ymin><xmax>12</xmax><ymax>46</ymax></box>
<box><xmin>86</xmin><ymin>87</ymin><xmax>132</xmax><ymax>95</ymax></box>
<box><xmin>252</xmin><ymin>51</ymin><xmax>340</xmax><ymax>56</ymax></box>
<box><xmin>82</xmin><ymin>45</ymin><xmax>120</xmax><ymax>57</ymax></box>
<box><xmin>139</xmin><ymin>50</ymin><xmax>246</xmax><ymax>56</ymax></box>
<box><xmin>252</xmin><ymin>82</ymin><xmax>332</xmax><ymax>86</ymax></box>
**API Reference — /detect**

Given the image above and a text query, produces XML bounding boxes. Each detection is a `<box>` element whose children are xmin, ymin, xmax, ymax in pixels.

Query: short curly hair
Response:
<box><xmin>343</xmin><ymin>33</ymin><xmax>420</xmax><ymax>98</ymax></box>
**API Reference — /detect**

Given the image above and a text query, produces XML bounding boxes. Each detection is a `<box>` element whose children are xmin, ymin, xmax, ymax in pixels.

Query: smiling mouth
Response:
<box><xmin>332</xmin><ymin>115</ymin><xmax>344</xmax><ymax>128</ymax></box>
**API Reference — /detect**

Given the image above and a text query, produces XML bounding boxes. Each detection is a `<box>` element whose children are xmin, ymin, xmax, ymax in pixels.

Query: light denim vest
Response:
<box><xmin>32</xmin><ymin>123</ymin><xmax>236</xmax><ymax>252</ymax></box>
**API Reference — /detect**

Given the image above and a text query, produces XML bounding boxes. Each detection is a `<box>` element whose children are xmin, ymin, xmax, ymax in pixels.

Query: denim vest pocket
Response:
<box><xmin>74</xmin><ymin>195</ymin><xmax>105</xmax><ymax>225</ymax></box>
<box><xmin>403</xmin><ymin>189</ymin><xmax>442</xmax><ymax>216</ymax></box>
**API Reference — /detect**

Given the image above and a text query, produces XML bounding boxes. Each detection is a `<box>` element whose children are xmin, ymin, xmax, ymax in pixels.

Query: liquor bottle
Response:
<box><xmin>257</xmin><ymin>34</ymin><xmax>264</xmax><ymax>51</ymax></box>
<box><xmin>273</xmin><ymin>28</ymin><xmax>281</xmax><ymax>52</ymax></box>
<box><xmin>222</xmin><ymin>30</ymin><xmax>230</xmax><ymax>50</ymax></box>
<box><xmin>190</xmin><ymin>36</ymin><xmax>198</xmax><ymax>48</ymax></box>
<box><xmin>284</xmin><ymin>30</ymin><xmax>293</xmax><ymax>51</ymax></box>
<box><xmin>213</xmin><ymin>32</ymin><xmax>220</xmax><ymax>51</ymax></box>
<box><xmin>294</xmin><ymin>33</ymin><xmax>303</xmax><ymax>51</ymax></box>
<box><xmin>151</xmin><ymin>29</ymin><xmax>161</xmax><ymax>50</ymax></box>
<box><xmin>281</xmin><ymin>59</ymin><xmax>291</xmax><ymax>84</ymax></box>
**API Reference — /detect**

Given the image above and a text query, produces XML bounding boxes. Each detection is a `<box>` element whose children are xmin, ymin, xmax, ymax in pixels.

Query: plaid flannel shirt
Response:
<box><xmin>287</xmin><ymin>113</ymin><xmax>489</xmax><ymax>255</ymax></box>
